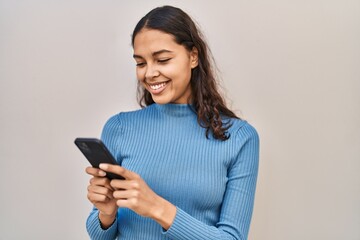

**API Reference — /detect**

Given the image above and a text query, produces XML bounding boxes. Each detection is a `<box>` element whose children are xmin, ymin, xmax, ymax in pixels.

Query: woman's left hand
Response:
<box><xmin>99</xmin><ymin>164</ymin><xmax>176</xmax><ymax>230</ymax></box>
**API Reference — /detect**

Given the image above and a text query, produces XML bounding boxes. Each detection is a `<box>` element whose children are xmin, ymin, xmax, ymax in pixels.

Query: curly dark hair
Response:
<box><xmin>131</xmin><ymin>5</ymin><xmax>239</xmax><ymax>141</ymax></box>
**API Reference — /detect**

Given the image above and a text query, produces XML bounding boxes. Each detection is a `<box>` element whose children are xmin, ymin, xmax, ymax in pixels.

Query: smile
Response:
<box><xmin>147</xmin><ymin>81</ymin><xmax>170</xmax><ymax>94</ymax></box>
<box><xmin>149</xmin><ymin>82</ymin><xmax>167</xmax><ymax>90</ymax></box>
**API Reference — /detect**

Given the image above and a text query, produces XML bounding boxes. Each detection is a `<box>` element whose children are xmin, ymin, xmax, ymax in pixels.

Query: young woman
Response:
<box><xmin>85</xmin><ymin>5</ymin><xmax>259</xmax><ymax>240</ymax></box>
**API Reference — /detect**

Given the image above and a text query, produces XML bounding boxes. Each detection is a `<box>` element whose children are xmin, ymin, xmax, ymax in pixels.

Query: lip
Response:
<box><xmin>146</xmin><ymin>80</ymin><xmax>170</xmax><ymax>95</ymax></box>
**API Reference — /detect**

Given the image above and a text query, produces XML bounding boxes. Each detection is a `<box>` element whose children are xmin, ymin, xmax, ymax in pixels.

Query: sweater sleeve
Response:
<box><xmin>86</xmin><ymin>114</ymin><xmax>124</xmax><ymax>240</ymax></box>
<box><xmin>163</xmin><ymin>122</ymin><xmax>260</xmax><ymax>240</ymax></box>
<box><xmin>86</xmin><ymin>210</ymin><xmax>118</xmax><ymax>240</ymax></box>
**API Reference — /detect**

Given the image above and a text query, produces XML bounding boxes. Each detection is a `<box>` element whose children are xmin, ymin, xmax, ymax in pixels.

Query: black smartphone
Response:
<box><xmin>74</xmin><ymin>138</ymin><xmax>124</xmax><ymax>180</ymax></box>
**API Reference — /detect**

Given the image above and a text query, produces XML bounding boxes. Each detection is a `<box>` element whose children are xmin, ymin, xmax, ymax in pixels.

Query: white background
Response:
<box><xmin>0</xmin><ymin>0</ymin><xmax>359</xmax><ymax>239</ymax></box>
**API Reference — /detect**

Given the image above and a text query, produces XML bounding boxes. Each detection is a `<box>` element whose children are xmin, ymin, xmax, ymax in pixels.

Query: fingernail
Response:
<box><xmin>99</xmin><ymin>163</ymin><xmax>108</xmax><ymax>170</ymax></box>
<box><xmin>98</xmin><ymin>170</ymin><xmax>106</xmax><ymax>176</ymax></box>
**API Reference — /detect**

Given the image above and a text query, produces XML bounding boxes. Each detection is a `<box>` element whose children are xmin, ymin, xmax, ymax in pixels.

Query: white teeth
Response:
<box><xmin>149</xmin><ymin>82</ymin><xmax>167</xmax><ymax>90</ymax></box>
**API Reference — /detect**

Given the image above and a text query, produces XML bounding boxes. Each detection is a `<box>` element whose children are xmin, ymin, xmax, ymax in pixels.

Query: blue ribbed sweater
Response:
<box><xmin>86</xmin><ymin>103</ymin><xmax>259</xmax><ymax>240</ymax></box>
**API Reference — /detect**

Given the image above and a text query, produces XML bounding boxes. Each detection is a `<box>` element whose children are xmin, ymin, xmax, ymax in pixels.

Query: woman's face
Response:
<box><xmin>133</xmin><ymin>29</ymin><xmax>198</xmax><ymax>104</ymax></box>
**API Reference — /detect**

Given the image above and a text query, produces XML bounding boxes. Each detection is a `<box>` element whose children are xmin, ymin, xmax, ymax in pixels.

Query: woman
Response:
<box><xmin>86</xmin><ymin>5</ymin><xmax>259</xmax><ymax>240</ymax></box>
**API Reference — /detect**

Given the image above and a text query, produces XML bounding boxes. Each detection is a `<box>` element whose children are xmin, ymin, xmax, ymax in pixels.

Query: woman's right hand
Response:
<box><xmin>86</xmin><ymin>167</ymin><xmax>118</xmax><ymax>228</ymax></box>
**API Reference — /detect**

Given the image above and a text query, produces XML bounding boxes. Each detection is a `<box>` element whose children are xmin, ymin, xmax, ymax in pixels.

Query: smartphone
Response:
<box><xmin>74</xmin><ymin>138</ymin><xmax>124</xmax><ymax>180</ymax></box>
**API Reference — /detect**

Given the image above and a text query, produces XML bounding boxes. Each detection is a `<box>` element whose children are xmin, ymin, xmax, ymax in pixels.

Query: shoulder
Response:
<box><xmin>228</xmin><ymin>118</ymin><xmax>259</xmax><ymax>145</ymax></box>
<box><xmin>102</xmin><ymin>105</ymin><xmax>156</xmax><ymax>130</ymax></box>
<box><xmin>100</xmin><ymin>107</ymin><xmax>150</xmax><ymax>145</ymax></box>
<box><xmin>118</xmin><ymin>105</ymin><xmax>157</xmax><ymax>119</ymax></box>
<box><xmin>227</xmin><ymin>119</ymin><xmax>260</xmax><ymax>169</ymax></box>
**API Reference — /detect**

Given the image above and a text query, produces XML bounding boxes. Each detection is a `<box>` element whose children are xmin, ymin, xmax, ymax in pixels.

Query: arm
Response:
<box><xmin>86</xmin><ymin>208</ymin><xmax>118</xmax><ymax>240</ymax></box>
<box><xmin>85</xmin><ymin>167</ymin><xmax>119</xmax><ymax>239</ymax></box>
<box><xmin>85</xmin><ymin>114</ymin><xmax>124</xmax><ymax>239</ymax></box>
<box><xmin>163</xmin><ymin>123</ymin><xmax>259</xmax><ymax>240</ymax></box>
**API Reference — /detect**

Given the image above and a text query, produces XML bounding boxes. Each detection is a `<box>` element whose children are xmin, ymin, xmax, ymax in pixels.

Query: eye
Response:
<box><xmin>136</xmin><ymin>62</ymin><xmax>146</xmax><ymax>67</ymax></box>
<box><xmin>158</xmin><ymin>58</ymin><xmax>171</xmax><ymax>64</ymax></box>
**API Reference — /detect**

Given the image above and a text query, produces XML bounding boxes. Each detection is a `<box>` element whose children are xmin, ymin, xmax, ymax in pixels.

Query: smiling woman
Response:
<box><xmin>133</xmin><ymin>29</ymin><xmax>198</xmax><ymax>104</ymax></box>
<box><xmin>85</xmin><ymin>5</ymin><xmax>259</xmax><ymax>240</ymax></box>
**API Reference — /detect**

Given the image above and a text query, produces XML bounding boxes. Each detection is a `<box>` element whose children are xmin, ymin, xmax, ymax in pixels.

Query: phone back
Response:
<box><xmin>74</xmin><ymin>138</ymin><xmax>124</xmax><ymax>179</ymax></box>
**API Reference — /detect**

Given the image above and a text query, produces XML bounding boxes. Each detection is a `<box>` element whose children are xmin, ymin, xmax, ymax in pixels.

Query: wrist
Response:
<box><xmin>99</xmin><ymin>210</ymin><xmax>117</xmax><ymax>218</ymax></box>
<box><xmin>152</xmin><ymin>198</ymin><xmax>177</xmax><ymax>230</ymax></box>
<box><xmin>98</xmin><ymin>211</ymin><xmax>117</xmax><ymax>230</ymax></box>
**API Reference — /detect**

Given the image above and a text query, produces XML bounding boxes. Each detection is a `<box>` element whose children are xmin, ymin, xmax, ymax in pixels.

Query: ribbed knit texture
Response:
<box><xmin>86</xmin><ymin>103</ymin><xmax>259</xmax><ymax>240</ymax></box>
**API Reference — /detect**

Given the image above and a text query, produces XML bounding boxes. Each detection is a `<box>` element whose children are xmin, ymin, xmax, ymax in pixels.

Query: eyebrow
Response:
<box><xmin>133</xmin><ymin>49</ymin><xmax>173</xmax><ymax>59</ymax></box>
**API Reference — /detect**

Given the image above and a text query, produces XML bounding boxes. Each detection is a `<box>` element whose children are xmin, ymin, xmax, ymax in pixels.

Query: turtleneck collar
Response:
<box><xmin>154</xmin><ymin>103</ymin><xmax>196</xmax><ymax>117</ymax></box>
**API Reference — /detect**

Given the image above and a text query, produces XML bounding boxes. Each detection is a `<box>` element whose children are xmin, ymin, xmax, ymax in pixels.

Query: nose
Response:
<box><xmin>145</xmin><ymin>63</ymin><xmax>160</xmax><ymax>80</ymax></box>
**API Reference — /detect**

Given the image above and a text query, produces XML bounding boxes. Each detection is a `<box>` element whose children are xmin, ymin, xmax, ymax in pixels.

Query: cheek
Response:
<box><xmin>136</xmin><ymin>68</ymin><xmax>145</xmax><ymax>82</ymax></box>
<box><xmin>175</xmin><ymin>65</ymin><xmax>192</xmax><ymax>84</ymax></box>
<box><xmin>164</xmin><ymin>63</ymin><xmax>191</xmax><ymax>81</ymax></box>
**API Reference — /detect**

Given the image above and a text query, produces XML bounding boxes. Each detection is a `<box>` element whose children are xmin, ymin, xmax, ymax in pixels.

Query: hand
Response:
<box><xmin>99</xmin><ymin>164</ymin><xmax>177</xmax><ymax>230</ymax></box>
<box><xmin>85</xmin><ymin>167</ymin><xmax>118</xmax><ymax>227</ymax></box>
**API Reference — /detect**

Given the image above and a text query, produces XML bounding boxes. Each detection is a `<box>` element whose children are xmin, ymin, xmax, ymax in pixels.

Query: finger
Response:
<box><xmin>116</xmin><ymin>198</ymin><xmax>139</xmax><ymax>209</ymax></box>
<box><xmin>88</xmin><ymin>185</ymin><xmax>113</xmax><ymax>199</ymax></box>
<box><xmin>110</xmin><ymin>179</ymin><xmax>140</xmax><ymax>191</ymax></box>
<box><xmin>113</xmin><ymin>189</ymin><xmax>139</xmax><ymax>200</ymax></box>
<box><xmin>89</xmin><ymin>178</ymin><xmax>113</xmax><ymax>192</ymax></box>
<box><xmin>99</xmin><ymin>164</ymin><xmax>139</xmax><ymax>180</ymax></box>
<box><xmin>87</xmin><ymin>192</ymin><xmax>111</xmax><ymax>203</ymax></box>
<box><xmin>86</xmin><ymin>166</ymin><xmax>106</xmax><ymax>177</ymax></box>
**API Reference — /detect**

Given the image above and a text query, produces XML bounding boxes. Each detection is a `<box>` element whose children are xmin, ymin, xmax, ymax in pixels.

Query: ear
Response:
<box><xmin>190</xmin><ymin>47</ymin><xmax>199</xmax><ymax>69</ymax></box>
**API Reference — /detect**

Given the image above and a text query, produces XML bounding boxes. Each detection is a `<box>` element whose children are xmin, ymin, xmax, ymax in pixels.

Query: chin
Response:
<box><xmin>151</xmin><ymin>95</ymin><xmax>172</xmax><ymax>105</ymax></box>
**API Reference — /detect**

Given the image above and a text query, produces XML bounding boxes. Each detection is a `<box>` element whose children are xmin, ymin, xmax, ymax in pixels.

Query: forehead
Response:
<box><xmin>133</xmin><ymin>29</ymin><xmax>182</xmax><ymax>54</ymax></box>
